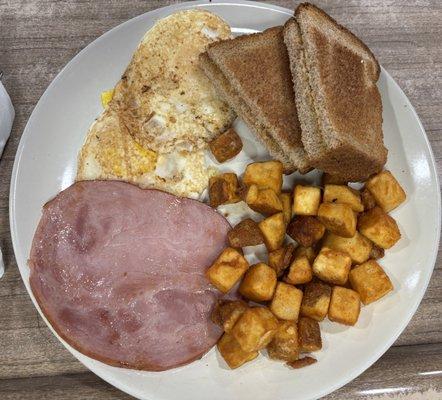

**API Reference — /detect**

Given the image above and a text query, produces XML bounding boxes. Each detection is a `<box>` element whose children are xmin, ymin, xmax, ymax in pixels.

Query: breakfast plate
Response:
<box><xmin>10</xmin><ymin>1</ymin><xmax>440</xmax><ymax>399</ymax></box>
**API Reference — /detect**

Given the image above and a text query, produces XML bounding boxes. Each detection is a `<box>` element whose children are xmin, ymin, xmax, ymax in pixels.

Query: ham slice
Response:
<box><xmin>29</xmin><ymin>181</ymin><xmax>230</xmax><ymax>371</ymax></box>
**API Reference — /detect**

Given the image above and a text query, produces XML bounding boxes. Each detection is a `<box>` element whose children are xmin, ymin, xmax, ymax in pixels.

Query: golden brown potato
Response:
<box><xmin>217</xmin><ymin>333</ymin><xmax>258</xmax><ymax>369</ymax></box>
<box><xmin>228</xmin><ymin>219</ymin><xmax>264</xmax><ymax>248</ymax></box>
<box><xmin>280</xmin><ymin>192</ymin><xmax>293</xmax><ymax>225</ymax></box>
<box><xmin>369</xmin><ymin>244</ymin><xmax>385</xmax><ymax>260</ymax></box>
<box><xmin>209</xmin><ymin>173</ymin><xmax>241</xmax><ymax>208</ymax></box>
<box><xmin>328</xmin><ymin>286</ymin><xmax>361</xmax><ymax>326</ymax></box>
<box><xmin>239</xmin><ymin>263</ymin><xmax>277</xmax><ymax>302</ymax></box>
<box><xmin>358</xmin><ymin>207</ymin><xmax>401</xmax><ymax>249</ymax></box>
<box><xmin>322</xmin><ymin>172</ymin><xmax>348</xmax><ymax>186</ymax></box>
<box><xmin>284</xmin><ymin>256</ymin><xmax>313</xmax><ymax>285</ymax></box>
<box><xmin>258</xmin><ymin>212</ymin><xmax>286</xmax><ymax>251</ymax></box>
<box><xmin>246</xmin><ymin>185</ymin><xmax>283</xmax><ymax>215</ymax></box>
<box><xmin>286</xmin><ymin>216</ymin><xmax>326</xmax><ymax>247</ymax></box>
<box><xmin>323</xmin><ymin>185</ymin><xmax>364</xmax><ymax>212</ymax></box>
<box><xmin>298</xmin><ymin>317</ymin><xmax>322</xmax><ymax>352</ymax></box>
<box><xmin>360</xmin><ymin>187</ymin><xmax>377</xmax><ymax>211</ymax></box>
<box><xmin>232</xmin><ymin>307</ymin><xmax>278</xmax><ymax>352</ymax></box>
<box><xmin>366</xmin><ymin>170</ymin><xmax>406</xmax><ymax>212</ymax></box>
<box><xmin>322</xmin><ymin>231</ymin><xmax>372</xmax><ymax>264</ymax></box>
<box><xmin>317</xmin><ymin>202</ymin><xmax>357</xmax><ymax>238</ymax></box>
<box><xmin>206</xmin><ymin>247</ymin><xmax>249</xmax><ymax>293</ymax></box>
<box><xmin>294</xmin><ymin>246</ymin><xmax>316</xmax><ymax>264</ymax></box>
<box><xmin>268</xmin><ymin>244</ymin><xmax>295</xmax><ymax>277</ymax></box>
<box><xmin>243</xmin><ymin>161</ymin><xmax>283</xmax><ymax>194</ymax></box>
<box><xmin>267</xmin><ymin>321</ymin><xmax>299</xmax><ymax>362</ymax></box>
<box><xmin>270</xmin><ymin>282</ymin><xmax>303</xmax><ymax>321</ymax></box>
<box><xmin>211</xmin><ymin>300</ymin><xmax>248</xmax><ymax>333</ymax></box>
<box><xmin>287</xmin><ymin>356</ymin><xmax>317</xmax><ymax>369</ymax></box>
<box><xmin>292</xmin><ymin>185</ymin><xmax>322</xmax><ymax>216</ymax></box>
<box><xmin>312</xmin><ymin>247</ymin><xmax>352</xmax><ymax>285</ymax></box>
<box><xmin>349</xmin><ymin>260</ymin><xmax>393</xmax><ymax>305</ymax></box>
<box><xmin>300</xmin><ymin>280</ymin><xmax>331</xmax><ymax>321</ymax></box>
<box><xmin>209</xmin><ymin>128</ymin><xmax>243</xmax><ymax>163</ymax></box>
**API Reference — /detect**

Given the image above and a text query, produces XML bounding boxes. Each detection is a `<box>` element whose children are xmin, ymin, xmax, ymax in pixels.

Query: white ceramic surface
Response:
<box><xmin>9</xmin><ymin>1</ymin><xmax>441</xmax><ymax>399</ymax></box>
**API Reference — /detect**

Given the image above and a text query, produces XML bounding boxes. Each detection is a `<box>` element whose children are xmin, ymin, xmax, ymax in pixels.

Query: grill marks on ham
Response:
<box><xmin>29</xmin><ymin>181</ymin><xmax>230</xmax><ymax>371</ymax></box>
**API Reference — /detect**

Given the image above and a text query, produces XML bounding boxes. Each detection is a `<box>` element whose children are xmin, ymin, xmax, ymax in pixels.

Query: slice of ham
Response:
<box><xmin>29</xmin><ymin>181</ymin><xmax>231</xmax><ymax>371</ymax></box>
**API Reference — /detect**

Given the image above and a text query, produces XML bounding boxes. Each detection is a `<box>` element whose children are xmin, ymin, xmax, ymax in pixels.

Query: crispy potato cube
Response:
<box><xmin>301</xmin><ymin>281</ymin><xmax>331</xmax><ymax>321</ymax></box>
<box><xmin>322</xmin><ymin>172</ymin><xmax>348</xmax><ymax>185</ymax></box>
<box><xmin>328</xmin><ymin>286</ymin><xmax>361</xmax><ymax>326</ymax></box>
<box><xmin>243</xmin><ymin>161</ymin><xmax>283</xmax><ymax>194</ymax></box>
<box><xmin>322</xmin><ymin>232</ymin><xmax>372</xmax><ymax>264</ymax></box>
<box><xmin>361</xmin><ymin>187</ymin><xmax>377</xmax><ymax>211</ymax></box>
<box><xmin>287</xmin><ymin>216</ymin><xmax>325</xmax><ymax>247</ymax></box>
<box><xmin>246</xmin><ymin>185</ymin><xmax>283</xmax><ymax>215</ymax></box>
<box><xmin>270</xmin><ymin>282</ymin><xmax>303</xmax><ymax>321</ymax></box>
<box><xmin>349</xmin><ymin>260</ymin><xmax>393</xmax><ymax>305</ymax></box>
<box><xmin>292</xmin><ymin>185</ymin><xmax>321</xmax><ymax>216</ymax></box>
<box><xmin>284</xmin><ymin>256</ymin><xmax>313</xmax><ymax>285</ymax></box>
<box><xmin>358</xmin><ymin>207</ymin><xmax>401</xmax><ymax>249</ymax></box>
<box><xmin>287</xmin><ymin>356</ymin><xmax>317</xmax><ymax>369</ymax></box>
<box><xmin>298</xmin><ymin>317</ymin><xmax>322</xmax><ymax>352</ymax></box>
<box><xmin>280</xmin><ymin>192</ymin><xmax>292</xmax><ymax>224</ymax></box>
<box><xmin>258</xmin><ymin>212</ymin><xmax>286</xmax><ymax>251</ymax></box>
<box><xmin>323</xmin><ymin>185</ymin><xmax>364</xmax><ymax>212</ymax></box>
<box><xmin>217</xmin><ymin>333</ymin><xmax>258</xmax><ymax>369</ymax></box>
<box><xmin>294</xmin><ymin>246</ymin><xmax>316</xmax><ymax>264</ymax></box>
<box><xmin>239</xmin><ymin>263</ymin><xmax>277</xmax><ymax>302</ymax></box>
<box><xmin>211</xmin><ymin>300</ymin><xmax>248</xmax><ymax>333</ymax></box>
<box><xmin>366</xmin><ymin>170</ymin><xmax>406</xmax><ymax>212</ymax></box>
<box><xmin>209</xmin><ymin>128</ymin><xmax>243</xmax><ymax>163</ymax></box>
<box><xmin>268</xmin><ymin>244</ymin><xmax>295</xmax><ymax>277</ymax></box>
<box><xmin>228</xmin><ymin>218</ymin><xmax>264</xmax><ymax>248</ymax></box>
<box><xmin>209</xmin><ymin>173</ymin><xmax>240</xmax><ymax>208</ymax></box>
<box><xmin>267</xmin><ymin>321</ymin><xmax>299</xmax><ymax>362</ymax></box>
<box><xmin>232</xmin><ymin>307</ymin><xmax>278</xmax><ymax>352</ymax></box>
<box><xmin>206</xmin><ymin>247</ymin><xmax>249</xmax><ymax>293</ymax></box>
<box><xmin>318</xmin><ymin>202</ymin><xmax>357</xmax><ymax>238</ymax></box>
<box><xmin>312</xmin><ymin>247</ymin><xmax>352</xmax><ymax>285</ymax></box>
<box><xmin>370</xmin><ymin>244</ymin><xmax>385</xmax><ymax>260</ymax></box>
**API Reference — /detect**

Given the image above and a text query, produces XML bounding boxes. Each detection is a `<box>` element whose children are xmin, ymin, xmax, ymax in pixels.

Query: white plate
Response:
<box><xmin>9</xmin><ymin>1</ymin><xmax>441</xmax><ymax>399</ymax></box>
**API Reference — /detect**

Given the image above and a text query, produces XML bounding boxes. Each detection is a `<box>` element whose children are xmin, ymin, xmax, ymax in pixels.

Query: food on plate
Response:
<box><xmin>29</xmin><ymin>181</ymin><xmax>231</xmax><ymax>371</ymax></box>
<box><xmin>245</xmin><ymin>185</ymin><xmax>283</xmax><ymax>215</ymax></box>
<box><xmin>268</xmin><ymin>244</ymin><xmax>295</xmax><ymax>277</ymax></box>
<box><xmin>300</xmin><ymin>280</ymin><xmax>332</xmax><ymax>321</ymax></box>
<box><xmin>365</xmin><ymin>170</ymin><xmax>406</xmax><ymax>212</ymax></box>
<box><xmin>209</xmin><ymin>172</ymin><xmax>241</xmax><ymax>207</ymax></box>
<box><xmin>258</xmin><ymin>212</ymin><xmax>286</xmax><ymax>251</ymax></box>
<box><xmin>209</xmin><ymin>127</ymin><xmax>243</xmax><ymax>163</ymax></box>
<box><xmin>298</xmin><ymin>317</ymin><xmax>322</xmax><ymax>352</ymax></box>
<box><xmin>270</xmin><ymin>282</ymin><xmax>303</xmax><ymax>321</ymax></box>
<box><xmin>100</xmin><ymin>89</ymin><xmax>114</xmax><ymax>107</ymax></box>
<box><xmin>370</xmin><ymin>244</ymin><xmax>385</xmax><ymax>260</ymax></box>
<box><xmin>294</xmin><ymin>245</ymin><xmax>316</xmax><ymax>264</ymax></box>
<box><xmin>287</xmin><ymin>356</ymin><xmax>317</xmax><ymax>369</ymax></box>
<box><xmin>279</xmin><ymin>192</ymin><xmax>293</xmax><ymax>224</ymax></box>
<box><xmin>217</xmin><ymin>332</ymin><xmax>258</xmax><ymax>369</ymax></box>
<box><xmin>361</xmin><ymin>187</ymin><xmax>377</xmax><ymax>211</ymax></box>
<box><xmin>321</xmin><ymin>173</ymin><xmax>348</xmax><ymax>186</ymax></box>
<box><xmin>284</xmin><ymin>255</ymin><xmax>313</xmax><ymax>285</ymax></box>
<box><xmin>312</xmin><ymin>247</ymin><xmax>352</xmax><ymax>285</ymax></box>
<box><xmin>227</xmin><ymin>218</ymin><xmax>264</xmax><ymax>248</ymax></box>
<box><xmin>242</xmin><ymin>161</ymin><xmax>284</xmax><ymax>193</ymax></box>
<box><xmin>267</xmin><ymin>321</ymin><xmax>299</xmax><ymax>361</ymax></box>
<box><xmin>328</xmin><ymin>286</ymin><xmax>361</xmax><ymax>326</ymax></box>
<box><xmin>317</xmin><ymin>202</ymin><xmax>357</xmax><ymax>238</ymax></box>
<box><xmin>292</xmin><ymin>184</ymin><xmax>321</xmax><ymax>216</ymax></box>
<box><xmin>286</xmin><ymin>215</ymin><xmax>326</xmax><ymax>247</ymax></box>
<box><xmin>322</xmin><ymin>231</ymin><xmax>372</xmax><ymax>264</ymax></box>
<box><xmin>212</xmin><ymin>300</ymin><xmax>248</xmax><ymax>333</ymax></box>
<box><xmin>323</xmin><ymin>185</ymin><xmax>364</xmax><ymax>213</ymax></box>
<box><xmin>239</xmin><ymin>263</ymin><xmax>277</xmax><ymax>302</ymax></box>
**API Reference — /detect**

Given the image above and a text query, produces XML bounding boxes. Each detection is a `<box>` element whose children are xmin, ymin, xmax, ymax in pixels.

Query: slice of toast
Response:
<box><xmin>284</xmin><ymin>3</ymin><xmax>387</xmax><ymax>181</ymax></box>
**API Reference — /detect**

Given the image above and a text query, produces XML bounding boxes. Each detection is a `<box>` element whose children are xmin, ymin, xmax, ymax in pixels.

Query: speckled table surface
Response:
<box><xmin>0</xmin><ymin>0</ymin><xmax>441</xmax><ymax>399</ymax></box>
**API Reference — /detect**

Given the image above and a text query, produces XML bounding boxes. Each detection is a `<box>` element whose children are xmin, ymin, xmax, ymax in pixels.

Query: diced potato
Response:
<box><xmin>323</xmin><ymin>185</ymin><xmax>364</xmax><ymax>212</ymax></box>
<box><xmin>270</xmin><ymin>282</ymin><xmax>303</xmax><ymax>321</ymax></box>
<box><xmin>287</xmin><ymin>356</ymin><xmax>317</xmax><ymax>369</ymax></box>
<box><xmin>267</xmin><ymin>321</ymin><xmax>299</xmax><ymax>362</ymax></box>
<box><xmin>228</xmin><ymin>218</ymin><xmax>264</xmax><ymax>248</ymax></box>
<box><xmin>349</xmin><ymin>260</ymin><xmax>393</xmax><ymax>305</ymax></box>
<box><xmin>292</xmin><ymin>185</ymin><xmax>321</xmax><ymax>216</ymax></box>
<box><xmin>243</xmin><ymin>161</ymin><xmax>283</xmax><ymax>194</ymax></box>
<box><xmin>209</xmin><ymin>128</ymin><xmax>243</xmax><ymax>163</ymax></box>
<box><xmin>322</xmin><ymin>172</ymin><xmax>348</xmax><ymax>185</ymax></box>
<box><xmin>300</xmin><ymin>280</ymin><xmax>331</xmax><ymax>321</ymax></box>
<box><xmin>312</xmin><ymin>247</ymin><xmax>352</xmax><ymax>285</ymax></box>
<box><xmin>206</xmin><ymin>247</ymin><xmax>249</xmax><ymax>293</ymax></box>
<box><xmin>294</xmin><ymin>246</ymin><xmax>316</xmax><ymax>264</ymax></box>
<box><xmin>236</xmin><ymin>180</ymin><xmax>249</xmax><ymax>202</ymax></box>
<box><xmin>284</xmin><ymin>256</ymin><xmax>313</xmax><ymax>285</ymax></box>
<box><xmin>209</xmin><ymin>173</ymin><xmax>241</xmax><ymax>208</ymax></box>
<box><xmin>287</xmin><ymin>216</ymin><xmax>325</xmax><ymax>247</ymax></box>
<box><xmin>370</xmin><ymin>244</ymin><xmax>385</xmax><ymax>260</ymax></box>
<box><xmin>211</xmin><ymin>300</ymin><xmax>248</xmax><ymax>333</ymax></box>
<box><xmin>366</xmin><ymin>170</ymin><xmax>406</xmax><ymax>212</ymax></box>
<box><xmin>100</xmin><ymin>89</ymin><xmax>114</xmax><ymax>107</ymax></box>
<box><xmin>268</xmin><ymin>244</ymin><xmax>295</xmax><ymax>277</ymax></box>
<box><xmin>298</xmin><ymin>317</ymin><xmax>322</xmax><ymax>352</ymax></box>
<box><xmin>232</xmin><ymin>307</ymin><xmax>278</xmax><ymax>352</ymax></box>
<box><xmin>258</xmin><ymin>212</ymin><xmax>286</xmax><ymax>251</ymax></box>
<box><xmin>280</xmin><ymin>192</ymin><xmax>292</xmax><ymax>225</ymax></box>
<box><xmin>358</xmin><ymin>207</ymin><xmax>401</xmax><ymax>249</ymax></box>
<box><xmin>239</xmin><ymin>263</ymin><xmax>277</xmax><ymax>302</ymax></box>
<box><xmin>360</xmin><ymin>187</ymin><xmax>377</xmax><ymax>211</ymax></box>
<box><xmin>317</xmin><ymin>202</ymin><xmax>357</xmax><ymax>238</ymax></box>
<box><xmin>246</xmin><ymin>185</ymin><xmax>283</xmax><ymax>215</ymax></box>
<box><xmin>217</xmin><ymin>333</ymin><xmax>258</xmax><ymax>369</ymax></box>
<box><xmin>328</xmin><ymin>286</ymin><xmax>361</xmax><ymax>326</ymax></box>
<box><xmin>322</xmin><ymin>232</ymin><xmax>372</xmax><ymax>264</ymax></box>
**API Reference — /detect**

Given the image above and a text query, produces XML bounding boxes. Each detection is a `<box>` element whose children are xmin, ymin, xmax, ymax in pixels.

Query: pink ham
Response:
<box><xmin>29</xmin><ymin>181</ymin><xmax>231</xmax><ymax>371</ymax></box>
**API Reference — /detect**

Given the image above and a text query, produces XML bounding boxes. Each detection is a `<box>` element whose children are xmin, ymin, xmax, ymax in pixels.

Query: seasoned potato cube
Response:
<box><xmin>322</xmin><ymin>172</ymin><xmax>348</xmax><ymax>185</ymax></box>
<box><xmin>280</xmin><ymin>192</ymin><xmax>292</xmax><ymax>224</ymax></box>
<box><xmin>349</xmin><ymin>260</ymin><xmax>393</xmax><ymax>305</ymax></box>
<box><xmin>232</xmin><ymin>307</ymin><xmax>278</xmax><ymax>352</ymax></box>
<box><xmin>239</xmin><ymin>263</ymin><xmax>277</xmax><ymax>302</ymax></box>
<box><xmin>298</xmin><ymin>317</ymin><xmax>322</xmax><ymax>352</ymax></box>
<box><xmin>318</xmin><ymin>203</ymin><xmax>357</xmax><ymax>238</ymax></box>
<box><xmin>287</xmin><ymin>356</ymin><xmax>317</xmax><ymax>369</ymax></box>
<box><xmin>211</xmin><ymin>300</ymin><xmax>248</xmax><ymax>333</ymax></box>
<box><xmin>361</xmin><ymin>187</ymin><xmax>377</xmax><ymax>211</ymax></box>
<box><xmin>284</xmin><ymin>256</ymin><xmax>313</xmax><ymax>285</ymax></box>
<box><xmin>246</xmin><ymin>185</ymin><xmax>283</xmax><ymax>215</ymax></box>
<box><xmin>370</xmin><ymin>244</ymin><xmax>385</xmax><ymax>260</ymax></box>
<box><xmin>228</xmin><ymin>218</ymin><xmax>264</xmax><ymax>248</ymax></box>
<box><xmin>300</xmin><ymin>281</ymin><xmax>331</xmax><ymax>321</ymax></box>
<box><xmin>267</xmin><ymin>321</ymin><xmax>299</xmax><ymax>362</ymax></box>
<box><xmin>294</xmin><ymin>246</ymin><xmax>316</xmax><ymax>264</ymax></box>
<box><xmin>209</xmin><ymin>173</ymin><xmax>240</xmax><ymax>208</ymax></box>
<box><xmin>217</xmin><ymin>333</ymin><xmax>258</xmax><ymax>369</ymax></box>
<box><xmin>209</xmin><ymin>128</ymin><xmax>243</xmax><ymax>163</ymax></box>
<box><xmin>312</xmin><ymin>247</ymin><xmax>352</xmax><ymax>285</ymax></box>
<box><xmin>270</xmin><ymin>282</ymin><xmax>303</xmax><ymax>321</ymax></box>
<box><xmin>206</xmin><ymin>248</ymin><xmax>249</xmax><ymax>293</ymax></box>
<box><xmin>322</xmin><ymin>232</ymin><xmax>372</xmax><ymax>264</ymax></box>
<box><xmin>323</xmin><ymin>185</ymin><xmax>364</xmax><ymax>212</ymax></box>
<box><xmin>358</xmin><ymin>207</ymin><xmax>401</xmax><ymax>249</ymax></box>
<box><xmin>268</xmin><ymin>244</ymin><xmax>295</xmax><ymax>277</ymax></box>
<box><xmin>258</xmin><ymin>212</ymin><xmax>286</xmax><ymax>251</ymax></box>
<box><xmin>287</xmin><ymin>216</ymin><xmax>325</xmax><ymax>247</ymax></box>
<box><xmin>366</xmin><ymin>170</ymin><xmax>406</xmax><ymax>212</ymax></box>
<box><xmin>328</xmin><ymin>286</ymin><xmax>361</xmax><ymax>326</ymax></box>
<box><xmin>292</xmin><ymin>185</ymin><xmax>321</xmax><ymax>216</ymax></box>
<box><xmin>243</xmin><ymin>161</ymin><xmax>283</xmax><ymax>194</ymax></box>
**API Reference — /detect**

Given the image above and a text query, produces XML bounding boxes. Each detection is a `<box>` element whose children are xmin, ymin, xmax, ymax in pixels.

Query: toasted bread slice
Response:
<box><xmin>284</xmin><ymin>4</ymin><xmax>387</xmax><ymax>181</ymax></box>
